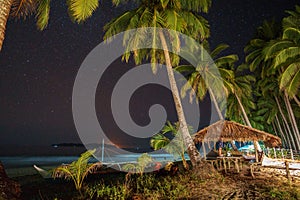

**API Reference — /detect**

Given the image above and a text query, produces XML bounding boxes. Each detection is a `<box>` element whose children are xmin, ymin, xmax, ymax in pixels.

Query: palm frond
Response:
<box><xmin>180</xmin><ymin>0</ymin><xmax>212</xmax><ymax>13</ymax></box>
<box><xmin>274</xmin><ymin>46</ymin><xmax>300</xmax><ymax>68</ymax></box>
<box><xmin>279</xmin><ymin>61</ymin><xmax>300</xmax><ymax>97</ymax></box>
<box><xmin>67</xmin><ymin>0</ymin><xmax>99</xmax><ymax>23</ymax></box>
<box><xmin>10</xmin><ymin>0</ymin><xmax>36</xmax><ymax>19</ymax></box>
<box><xmin>150</xmin><ymin>134</ymin><xmax>170</xmax><ymax>150</ymax></box>
<box><xmin>263</xmin><ymin>40</ymin><xmax>294</xmax><ymax>61</ymax></box>
<box><xmin>282</xmin><ymin>27</ymin><xmax>300</xmax><ymax>42</ymax></box>
<box><xmin>287</xmin><ymin>68</ymin><xmax>300</xmax><ymax>97</ymax></box>
<box><xmin>36</xmin><ymin>0</ymin><xmax>50</xmax><ymax>30</ymax></box>
<box><xmin>210</xmin><ymin>43</ymin><xmax>229</xmax><ymax>59</ymax></box>
<box><xmin>214</xmin><ymin>54</ymin><xmax>238</xmax><ymax>67</ymax></box>
<box><xmin>180</xmin><ymin>12</ymin><xmax>209</xmax><ymax>40</ymax></box>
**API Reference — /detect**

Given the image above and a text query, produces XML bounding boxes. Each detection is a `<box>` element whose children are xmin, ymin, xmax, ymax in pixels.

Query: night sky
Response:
<box><xmin>0</xmin><ymin>0</ymin><xmax>298</xmax><ymax>152</ymax></box>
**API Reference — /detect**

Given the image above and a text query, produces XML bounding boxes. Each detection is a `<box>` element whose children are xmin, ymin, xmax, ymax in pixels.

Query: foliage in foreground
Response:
<box><xmin>52</xmin><ymin>149</ymin><xmax>100</xmax><ymax>195</ymax></box>
<box><xmin>151</xmin><ymin>121</ymin><xmax>192</xmax><ymax>170</ymax></box>
<box><xmin>86</xmin><ymin>173</ymin><xmax>194</xmax><ymax>200</ymax></box>
<box><xmin>122</xmin><ymin>153</ymin><xmax>153</xmax><ymax>175</ymax></box>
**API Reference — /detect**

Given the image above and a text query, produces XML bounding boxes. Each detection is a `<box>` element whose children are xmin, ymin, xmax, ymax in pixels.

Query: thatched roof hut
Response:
<box><xmin>193</xmin><ymin>120</ymin><xmax>281</xmax><ymax>148</ymax></box>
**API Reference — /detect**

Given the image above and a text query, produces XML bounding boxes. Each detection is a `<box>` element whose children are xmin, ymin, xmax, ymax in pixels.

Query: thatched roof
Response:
<box><xmin>193</xmin><ymin>120</ymin><xmax>281</xmax><ymax>147</ymax></box>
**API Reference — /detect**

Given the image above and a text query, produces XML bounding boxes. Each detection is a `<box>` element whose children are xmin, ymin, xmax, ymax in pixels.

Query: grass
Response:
<box><xmin>18</xmin><ymin>162</ymin><xmax>300</xmax><ymax>200</ymax></box>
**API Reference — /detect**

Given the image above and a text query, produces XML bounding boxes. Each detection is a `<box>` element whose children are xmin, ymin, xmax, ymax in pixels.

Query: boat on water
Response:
<box><xmin>33</xmin><ymin>140</ymin><xmax>180</xmax><ymax>178</ymax></box>
<box><xmin>33</xmin><ymin>165</ymin><xmax>52</xmax><ymax>179</ymax></box>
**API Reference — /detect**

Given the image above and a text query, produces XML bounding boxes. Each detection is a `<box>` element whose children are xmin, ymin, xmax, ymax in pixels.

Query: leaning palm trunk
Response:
<box><xmin>271</xmin><ymin>121</ymin><xmax>285</xmax><ymax>146</ymax></box>
<box><xmin>283</xmin><ymin>92</ymin><xmax>300</xmax><ymax>150</ymax></box>
<box><xmin>0</xmin><ymin>0</ymin><xmax>13</xmax><ymax>50</ymax></box>
<box><xmin>208</xmin><ymin>87</ymin><xmax>238</xmax><ymax>150</ymax></box>
<box><xmin>275</xmin><ymin>96</ymin><xmax>298</xmax><ymax>150</ymax></box>
<box><xmin>235</xmin><ymin>94</ymin><xmax>251</xmax><ymax>126</ymax></box>
<box><xmin>274</xmin><ymin>114</ymin><xmax>291</xmax><ymax>149</ymax></box>
<box><xmin>280</xmin><ymin>117</ymin><xmax>294</xmax><ymax>149</ymax></box>
<box><xmin>208</xmin><ymin>87</ymin><xmax>223</xmax><ymax>120</ymax></box>
<box><xmin>235</xmin><ymin>94</ymin><xmax>261</xmax><ymax>152</ymax></box>
<box><xmin>293</xmin><ymin>96</ymin><xmax>300</xmax><ymax>107</ymax></box>
<box><xmin>158</xmin><ymin>30</ymin><xmax>202</xmax><ymax>167</ymax></box>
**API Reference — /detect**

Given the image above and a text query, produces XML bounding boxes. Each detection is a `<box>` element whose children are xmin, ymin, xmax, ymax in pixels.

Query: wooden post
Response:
<box><xmin>216</xmin><ymin>159</ymin><xmax>220</xmax><ymax>170</ymax></box>
<box><xmin>214</xmin><ymin>140</ymin><xmax>216</xmax><ymax>151</ymax></box>
<box><xmin>285</xmin><ymin>161</ymin><xmax>291</xmax><ymax>184</ymax></box>
<box><xmin>234</xmin><ymin>158</ymin><xmax>239</xmax><ymax>173</ymax></box>
<box><xmin>290</xmin><ymin>149</ymin><xmax>294</xmax><ymax>160</ymax></box>
<box><xmin>223</xmin><ymin>157</ymin><xmax>227</xmax><ymax>173</ymax></box>
<box><xmin>250</xmin><ymin>164</ymin><xmax>255</xmax><ymax>178</ymax></box>
<box><xmin>254</xmin><ymin>140</ymin><xmax>259</xmax><ymax>162</ymax></box>
<box><xmin>273</xmin><ymin>147</ymin><xmax>277</xmax><ymax>159</ymax></box>
<box><xmin>202</xmin><ymin>141</ymin><xmax>206</xmax><ymax>160</ymax></box>
<box><xmin>239</xmin><ymin>158</ymin><xmax>243</xmax><ymax>170</ymax></box>
<box><xmin>207</xmin><ymin>141</ymin><xmax>211</xmax><ymax>150</ymax></box>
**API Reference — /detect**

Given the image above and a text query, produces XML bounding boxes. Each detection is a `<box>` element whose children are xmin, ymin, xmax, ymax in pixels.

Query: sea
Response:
<box><xmin>0</xmin><ymin>145</ymin><xmax>191</xmax><ymax>177</ymax></box>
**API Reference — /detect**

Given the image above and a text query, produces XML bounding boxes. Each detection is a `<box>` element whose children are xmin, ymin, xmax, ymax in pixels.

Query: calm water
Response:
<box><xmin>0</xmin><ymin>153</ymin><xmax>183</xmax><ymax>169</ymax></box>
<box><xmin>0</xmin><ymin>145</ymin><xmax>194</xmax><ymax>177</ymax></box>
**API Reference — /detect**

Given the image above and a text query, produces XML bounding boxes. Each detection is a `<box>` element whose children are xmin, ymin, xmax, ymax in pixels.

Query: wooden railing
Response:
<box><xmin>264</xmin><ymin>147</ymin><xmax>300</xmax><ymax>160</ymax></box>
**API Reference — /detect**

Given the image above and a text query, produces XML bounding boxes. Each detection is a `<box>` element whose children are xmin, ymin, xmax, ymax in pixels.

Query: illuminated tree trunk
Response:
<box><xmin>209</xmin><ymin>87</ymin><xmax>238</xmax><ymax>151</ymax></box>
<box><xmin>0</xmin><ymin>0</ymin><xmax>13</xmax><ymax>51</ymax></box>
<box><xmin>159</xmin><ymin>30</ymin><xmax>202</xmax><ymax>167</ymax></box>
<box><xmin>235</xmin><ymin>94</ymin><xmax>261</xmax><ymax>151</ymax></box>
<box><xmin>275</xmin><ymin>96</ymin><xmax>298</xmax><ymax>150</ymax></box>
<box><xmin>274</xmin><ymin>114</ymin><xmax>291</xmax><ymax>149</ymax></box>
<box><xmin>283</xmin><ymin>92</ymin><xmax>300</xmax><ymax>150</ymax></box>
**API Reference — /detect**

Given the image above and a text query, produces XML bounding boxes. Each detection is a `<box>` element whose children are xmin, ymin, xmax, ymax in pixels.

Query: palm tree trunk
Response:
<box><xmin>275</xmin><ymin>96</ymin><xmax>299</xmax><ymax>150</ymax></box>
<box><xmin>208</xmin><ymin>88</ymin><xmax>238</xmax><ymax>150</ymax></box>
<box><xmin>208</xmin><ymin>87</ymin><xmax>223</xmax><ymax>120</ymax></box>
<box><xmin>235</xmin><ymin>94</ymin><xmax>261</xmax><ymax>151</ymax></box>
<box><xmin>280</xmin><ymin>115</ymin><xmax>295</xmax><ymax>149</ymax></box>
<box><xmin>158</xmin><ymin>30</ymin><xmax>202</xmax><ymax>167</ymax></box>
<box><xmin>0</xmin><ymin>0</ymin><xmax>13</xmax><ymax>51</ymax></box>
<box><xmin>278</xmin><ymin>100</ymin><xmax>297</xmax><ymax>150</ymax></box>
<box><xmin>293</xmin><ymin>96</ymin><xmax>300</xmax><ymax>107</ymax></box>
<box><xmin>271</xmin><ymin>121</ymin><xmax>281</xmax><ymax>143</ymax></box>
<box><xmin>283</xmin><ymin>92</ymin><xmax>300</xmax><ymax>150</ymax></box>
<box><xmin>274</xmin><ymin>114</ymin><xmax>291</xmax><ymax>149</ymax></box>
<box><xmin>235</xmin><ymin>94</ymin><xmax>250</xmax><ymax>126</ymax></box>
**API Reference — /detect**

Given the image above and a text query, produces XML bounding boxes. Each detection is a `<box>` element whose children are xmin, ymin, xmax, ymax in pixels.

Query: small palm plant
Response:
<box><xmin>123</xmin><ymin>153</ymin><xmax>153</xmax><ymax>175</ymax></box>
<box><xmin>52</xmin><ymin>149</ymin><xmax>101</xmax><ymax>195</ymax></box>
<box><xmin>150</xmin><ymin>121</ymin><xmax>192</xmax><ymax>170</ymax></box>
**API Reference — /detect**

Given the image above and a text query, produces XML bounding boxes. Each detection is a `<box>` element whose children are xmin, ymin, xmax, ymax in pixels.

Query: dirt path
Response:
<box><xmin>186</xmin><ymin>166</ymin><xmax>300</xmax><ymax>200</ymax></box>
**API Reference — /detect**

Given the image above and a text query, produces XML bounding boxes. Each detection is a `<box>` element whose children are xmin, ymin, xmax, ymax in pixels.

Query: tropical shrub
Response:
<box><xmin>52</xmin><ymin>149</ymin><xmax>101</xmax><ymax>195</ymax></box>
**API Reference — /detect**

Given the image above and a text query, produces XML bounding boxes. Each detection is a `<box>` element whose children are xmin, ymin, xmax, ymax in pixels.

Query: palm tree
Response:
<box><xmin>0</xmin><ymin>0</ymin><xmax>11</xmax><ymax>49</ymax></box>
<box><xmin>0</xmin><ymin>0</ymin><xmax>98</xmax><ymax>50</ymax></box>
<box><xmin>53</xmin><ymin>149</ymin><xmax>101</xmax><ymax>196</ymax></box>
<box><xmin>258</xmin><ymin>76</ymin><xmax>299</xmax><ymax>150</ymax></box>
<box><xmin>264</xmin><ymin>6</ymin><xmax>300</xmax><ymax>102</ymax></box>
<box><xmin>281</xmin><ymin>5</ymin><xmax>300</xmax><ymax>99</ymax></box>
<box><xmin>178</xmin><ymin>43</ymin><xmax>236</xmax><ymax>120</ymax></box>
<box><xmin>0</xmin><ymin>0</ymin><xmax>31</xmax><ymax>50</ymax></box>
<box><xmin>224</xmin><ymin>64</ymin><xmax>255</xmax><ymax>124</ymax></box>
<box><xmin>244</xmin><ymin>18</ymin><xmax>300</xmax><ymax>150</ymax></box>
<box><xmin>178</xmin><ymin>43</ymin><xmax>240</xmax><ymax>150</ymax></box>
<box><xmin>150</xmin><ymin>121</ymin><xmax>192</xmax><ymax>169</ymax></box>
<box><xmin>261</xmin><ymin>7</ymin><xmax>300</xmax><ymax>150</ymax></box>
<box><xmin>104</xmin><ymin>0</ymin><xmax>211</xmax><ymax>168</ymax></box>
<box><xmin>224</xmin><ymin>64</ymin><xmax>267</xmax><ymax>153</ymax></box>
<box><xmin>122</xmin><ymin>153</ymin><xmax>153</xmax><ymax>175</ymax></box>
